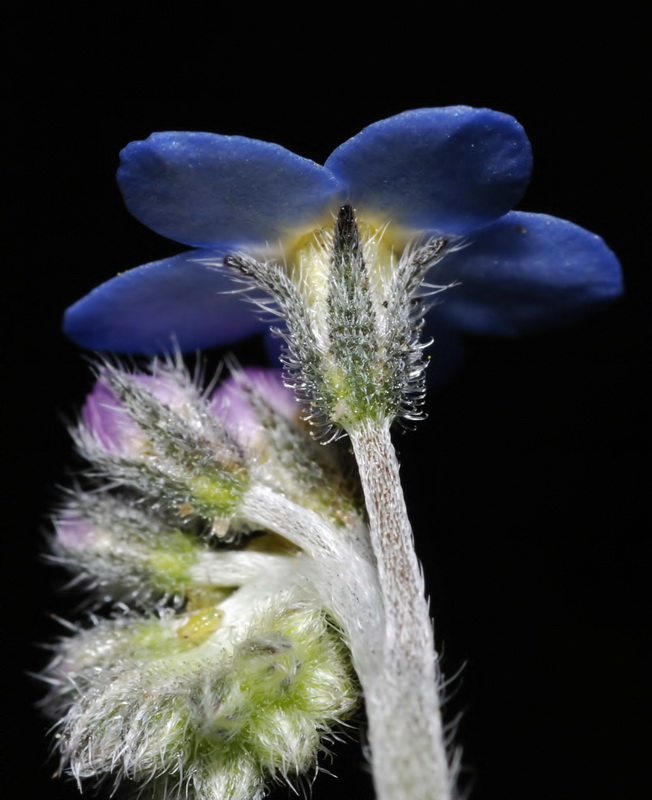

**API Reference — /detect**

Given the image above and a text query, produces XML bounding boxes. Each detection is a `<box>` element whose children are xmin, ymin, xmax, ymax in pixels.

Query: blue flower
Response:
<box><xmin>64</xmin><ymin>107</ymin><xmax>622</xmax><ymax>363</ymax></box>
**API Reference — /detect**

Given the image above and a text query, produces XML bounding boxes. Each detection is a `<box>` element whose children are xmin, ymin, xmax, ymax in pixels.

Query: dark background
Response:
<box><xmin>3</xmin><ymin>6</ymin><xmax>648</xmax><ymax>800</ymax></box>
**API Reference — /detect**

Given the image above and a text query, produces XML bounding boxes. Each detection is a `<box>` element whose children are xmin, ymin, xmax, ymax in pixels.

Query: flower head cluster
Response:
<box><xmin>46</xmin><ymin>363</ymin><xmax>376</xmax><ymax>799</ymax></box>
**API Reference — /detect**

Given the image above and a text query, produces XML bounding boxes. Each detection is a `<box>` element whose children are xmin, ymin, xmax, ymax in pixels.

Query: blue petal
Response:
<box><xmin>430</xmin><ymin>212</ymin><xmax>623</xmax><ymax>335</ymax></box>
<box><xmin>64</xmin><ymin>250</ymin><xmax>267</xmax><ymax>353</ymax></box>
<box><xmin>325</xmin><ymin>107</ymin><xmax>532</xmax><ymax>235</ymax></box>
<box><xmin>118</xmin><ymin>133</ymin><xmax>342</xmax><ymax>247</ymax></box>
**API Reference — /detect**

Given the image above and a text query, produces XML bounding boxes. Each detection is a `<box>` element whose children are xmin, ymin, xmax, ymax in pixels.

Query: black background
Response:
<box><xmin>3</xmin><ymin>6</ymin><xmax>648</xmax><ymax>800</ymax></box>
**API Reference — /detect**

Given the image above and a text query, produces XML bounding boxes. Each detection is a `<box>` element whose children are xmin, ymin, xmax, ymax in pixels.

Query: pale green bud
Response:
<box><xmin>54</xmin><ymin>492</ymin><xmax>306</xmax><ymax>609</ymax></box>
<box><xmin>47</xmin><ymin>599</ymin><xmax>359</xmax><ymax>799</ymax></box>
<box><xmin>53</xmin><ymin>493</ymin><xmax>222</xmax><ymax>603</ymax></box>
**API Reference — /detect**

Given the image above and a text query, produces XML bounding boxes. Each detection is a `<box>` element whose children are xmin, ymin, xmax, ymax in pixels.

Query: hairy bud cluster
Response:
<box><xmin>46</xmin><ymin>600</ymin><xmax>358</xmax><ymax>800</ymax></box>
<box><xmin>45</xmin><ymin>361</ymin><xmax>371</xmax><ymax>799</ymax></box>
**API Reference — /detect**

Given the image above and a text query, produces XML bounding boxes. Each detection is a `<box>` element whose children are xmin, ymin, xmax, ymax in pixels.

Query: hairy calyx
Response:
<box><xmin>225</xmin><ymin>204</ymin><xmax>454</xmax><ymax>438</ymax></box>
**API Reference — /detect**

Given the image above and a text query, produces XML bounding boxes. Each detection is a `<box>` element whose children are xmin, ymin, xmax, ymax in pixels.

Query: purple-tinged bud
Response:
<box><xmin>74</xmin><ymin>365</ymin><xmax>251</xmax><ymax>522</ymax></box>
<box><xmin>210</xmin><ymin>368</ymin><xmax>299</xmax><ymax>449</ymax></box>
<box><xmin>82</xmin><ymin>379</ymin><xmax>140</xmax><ymax>454</ymax></box>
<box><xmin>51</xmin><ymin>495</ymin><xmax>206</xmax><ymax>600</ymax></box>
<box><xmin>81</xmin><ymin>371</ymin><xmax>191</xmax><ymax>458</ymax></box>
<box><xmin>54</xmin><ymin>513</ymin><xmax>100</xmax><ymax>551</ymax></box>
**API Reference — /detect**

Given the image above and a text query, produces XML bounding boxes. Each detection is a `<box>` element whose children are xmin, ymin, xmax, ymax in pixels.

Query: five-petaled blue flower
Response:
<box><xmin>65</xmin><ymin>107</ymin><xmax>622</xmax><ymax>367</ymax></box>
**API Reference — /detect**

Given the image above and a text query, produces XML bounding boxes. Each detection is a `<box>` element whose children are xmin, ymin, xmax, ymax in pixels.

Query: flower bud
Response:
<box><xmin>81</xmin><ymin>369</ymin><xmax>196</xmax><ymax>459</ymax></box>
<box><xmin>210</xmin><ymin>367</ymin><xmax>299</xmax><ymax>450</ymax></box>
<box><xmin>53</xmin><ymin>494</ymin><xmax>296</xmax><ymax>606</ymax></box>
<box><xmin>75</xmin><ymin>363</ymin><xmax>250</xmax><ymax>522</ymax></box>
<box><xmin>53</xmin><ymin>495</ymin><xmax>203</xmax><ymax>602</ymax></box>
<box><xmin>211</xmin><ymin>368</ymin><xmax>363</xmax><ymax>529</ymax></box>
<box><xmin>47</xmin><ymin>601</ymin><xmax>358</xmax><ymax>799</ymax></box>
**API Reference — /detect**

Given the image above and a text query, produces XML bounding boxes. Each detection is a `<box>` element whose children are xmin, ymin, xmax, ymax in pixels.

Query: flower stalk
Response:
<box><xmin>349</xmin><ymin>421</ymin><xmax>450</xmax><ymax>800</ymax></box>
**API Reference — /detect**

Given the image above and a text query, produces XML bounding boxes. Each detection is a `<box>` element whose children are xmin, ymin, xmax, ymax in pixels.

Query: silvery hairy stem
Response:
<box><xmin>350</xmin><ymin>420</ymin><xmax>451</xmax><ymax>800</ymax></box>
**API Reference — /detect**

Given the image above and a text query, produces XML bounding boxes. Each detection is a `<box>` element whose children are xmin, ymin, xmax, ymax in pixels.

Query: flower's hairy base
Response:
<box><xmin>225</xmin><ymin>204</ymin><xmax>454</xmax><ymax>439</ymax></box>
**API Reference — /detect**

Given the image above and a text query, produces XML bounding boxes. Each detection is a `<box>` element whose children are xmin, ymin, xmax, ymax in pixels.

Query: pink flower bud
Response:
<box><xmin>210</xmin><ymin>368</ymin><xmax>299</xmax><ymax>449</ymax></box>
<box><xmin>81</xmin><ymin>371</ymin><xmax>193</xmax><ymax>458</ymax></box>
<box><xmin>82</xmin><ymin>378</ymin><xmax>140</xmax><ymax>454</ymax></box>
<box><xmin>54</xmin><ymin>513</ymin><xmax>98</xmax><ymax>551</ymax></box>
